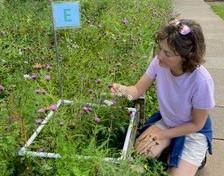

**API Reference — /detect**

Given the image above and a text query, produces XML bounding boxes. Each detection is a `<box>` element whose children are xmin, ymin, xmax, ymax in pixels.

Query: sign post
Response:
<box><xmin>52</xmin><ymin>1</ymin><xmax>80</xmax><ymax>97</ymax></box>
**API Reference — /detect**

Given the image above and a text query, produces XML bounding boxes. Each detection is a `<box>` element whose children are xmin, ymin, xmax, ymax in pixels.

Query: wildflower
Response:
<box><xmin>96</xmin><ymin>78</ymin><xmax>101</xmax><ymax>84</ymax></box>
<box><xmin>33</xmin><ymin>63</ymin><xmax>43</xmax><ymax>70</ymax></box>
<box><xmin>122</xmin><ymin>18</ymin><xmax>129</xmax><ymax>25</ymax></box>
<box><xmin>44</xmin><ymin>75</ymin><xmax>51</xmax><ymax>81</ymax></box>
<box><xmin>0</xmin><ymin>84</ymin><xmax>4</xmax><ymax>93</ymax></box>
<box><xmin>88</xmin><ymin>89</ymin><xmax>94</xmax><ymax>94</ymax></box>
<box><xmin>108</xmin><ymin>83</ymin><xmax>113</xmax><ymax>89</ymax></box>
<box><xmin>37</xmin><ymin>108</ymin><xmax>47</xmax><ymax>113</ymax></box>
<box><xmin>82</xmin><ymin>105</ymin><xmax>93</xmax><ymax>113</ymax></box>
<box><xmin>24</xmin><ymin>74</ymin><xmax>31</xmax><ymax>80</ymax></box>
<box><xmin>95</xmin><ymin>116</ymin><xmax>101</xmax><ymax>123</ymax></box>
<box><xmin>31</xmin><ymin>74</ymin><xmax>38</xmax><ymax>80</ymax></box>
<box><xmin>104</xmin><ymin>99</ymin><xmax>116</xmax><ymax>106</ymax></box>
<box><xmin>35</xmin><ymin>118</ymin><xmax>43</xmax><ymax>125</ymax></box>
<box><xmin>45</xmin><ymin>64</ymin><xmax>52</xmax><ymax>70</ymax></box>
<box><xmin>49</xmin><ymin>104</ymin><xmax>57</xmax><ymax>111</ymax></box>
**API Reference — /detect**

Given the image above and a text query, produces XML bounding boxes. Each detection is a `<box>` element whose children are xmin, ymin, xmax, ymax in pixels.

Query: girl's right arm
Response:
<box><xmin>110</xmin><ymin>73</ymin><xmax>154</xmax><ymax>100</ymax></box>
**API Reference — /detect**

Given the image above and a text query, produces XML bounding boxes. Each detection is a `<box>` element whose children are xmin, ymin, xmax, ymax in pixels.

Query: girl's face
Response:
<box><xmin>157</xmin><ymin>39</ymin><xmax>183</xmax><ymax>75</ymax></box>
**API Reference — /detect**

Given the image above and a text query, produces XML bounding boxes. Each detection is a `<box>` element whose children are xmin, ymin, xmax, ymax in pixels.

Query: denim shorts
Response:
<box><xmin>155</xmin><ymin>119</ymin><xmax>208</xmax><ymax>166</ymax></box>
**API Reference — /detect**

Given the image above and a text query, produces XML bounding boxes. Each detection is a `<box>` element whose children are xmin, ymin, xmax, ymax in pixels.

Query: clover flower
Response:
<box><xmin>45</xmin><ymin>64</ymin><xmax>52</xmax><ymax>70</ymax></box>
<box><xmin>122</xmin><ymin>18</ymin><xmax>129</xmax><ymax>25</ymax></box>
<box><xmin>31</xmin><ymin>74</ymin><xmax>38</xmax><ymax>80</ymax></box>
<box><xmin>82</xmin><ymin>105</ymin><xmax>93</xmax><ymax>113</ymax></box>
<box><xmin>44</xmin><ymin>75</ymin><xmax>51</xmax><ymax>81</ymax></box>
<box><xmin>49</xmin><ymin>104</ymin><xmax>57</xmax><ymax>111</ymax></box>
<box><xmin>35</xmin><ymin>118</ymin><xmax>43</xmax><ymax>125</ymax></box>
<box><xmin>95</xmin><ymin>116</ymin><xmax>101</xmax><ymax>123</ymax></box>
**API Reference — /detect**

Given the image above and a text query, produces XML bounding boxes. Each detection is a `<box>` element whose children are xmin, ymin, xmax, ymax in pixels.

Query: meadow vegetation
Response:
<box><xmin>0</xmin><ymin>0</ymin><xmax>171</xmax><ymax>175</ymax></box>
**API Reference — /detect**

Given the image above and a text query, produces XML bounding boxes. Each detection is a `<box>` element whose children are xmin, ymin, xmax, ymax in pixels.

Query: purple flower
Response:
<box><xmin>95</xmin><ymin>116</ymin><xmax>101</xmax><ymax>123</ymax></box>
<box><xmin>49</xmin><ymin>104</ymin><xmax>57</xmax><ymax>111</ymax></box>
<box><xmin>31</xmin><ymin>74</ymin><xmax>38</xmax><ymax>80</ymax></box>
<box><xmin>82</xmin><ymin>105</ymin><xmax>93</xmax><ymax>113</ymax></box>
<box><xmin>122</xmin><ymin>18</ymin><xmax>129</xmax><ymax>25</ymax></box>
<box><xmin>35</xmin><ymin>118</ymin><xmax>43</xmax><ymax>125</ymax></box>
<box><xmin>0</xmin><ymin>84</ymin><xmax>4</xmax><ymax>93</ymax></box>
<box><xmin>45</xmin><ymin>64</ymin><xmax>52</xmax><ymax>70</ymax></box>
<box><xmin>44</xmin><ymin>75</ymin><xmax>51</xmax><ymax>81</ymax></box>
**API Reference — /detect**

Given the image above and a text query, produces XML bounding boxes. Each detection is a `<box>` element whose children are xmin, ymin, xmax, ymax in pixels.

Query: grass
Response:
<box><xmin>0</xmin><ymin>0</ymin><xmax>172</xmax><ymax>175</ymax></box>
<box><xmin>211</xmin><ymin>3</ymin><xmax>224</xmax><ymax>20</ymax></box>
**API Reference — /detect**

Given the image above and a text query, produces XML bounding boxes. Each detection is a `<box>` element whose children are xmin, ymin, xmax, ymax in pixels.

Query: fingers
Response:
<box><xmin>135</xmin><ymin>134</ymin><xmax>160</xmax><ymax>156</ymax></box>
<box><xmin>109</xmin><ymin>83</ymin><xmax>125</xmax><ymax>96</ymax></box>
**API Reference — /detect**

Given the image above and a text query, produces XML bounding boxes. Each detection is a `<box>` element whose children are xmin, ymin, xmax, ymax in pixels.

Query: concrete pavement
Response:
<box><xmin>172</xmin><ymin>0</ymin><xmax>224</xmax><ymax>175</ymax></box>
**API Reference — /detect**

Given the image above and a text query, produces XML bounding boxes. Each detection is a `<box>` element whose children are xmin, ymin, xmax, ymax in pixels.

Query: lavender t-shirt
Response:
<box><xmin>146</xmin><ymin>56</ymin><xmax>215</xmax><ymax>127</ymax></box>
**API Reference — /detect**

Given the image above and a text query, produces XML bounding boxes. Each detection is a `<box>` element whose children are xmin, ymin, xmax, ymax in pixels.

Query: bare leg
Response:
<box><xmin>168</xmin><ymin>159</ymin><xmax>198</xmax><ymax>176</ymax></box>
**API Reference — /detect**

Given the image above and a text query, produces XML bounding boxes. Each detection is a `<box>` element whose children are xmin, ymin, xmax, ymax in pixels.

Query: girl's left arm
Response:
<box><xmin>157</xmin><ymin>108</ymin><xmax>209</xmax><ymax>140</ymax></box>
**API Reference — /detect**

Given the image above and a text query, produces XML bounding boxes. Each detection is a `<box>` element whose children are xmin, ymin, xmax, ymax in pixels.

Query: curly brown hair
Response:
<box><xmin>155</xmin><ymin>19</ymin><xmax>206</xmax><ymax>73</ymax></box>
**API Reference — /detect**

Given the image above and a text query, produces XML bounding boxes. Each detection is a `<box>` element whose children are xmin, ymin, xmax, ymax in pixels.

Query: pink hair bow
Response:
<box><xmin>169</xmin><ymin>19</ymin><xmax>191</xmax><ymax>35</ymax></box>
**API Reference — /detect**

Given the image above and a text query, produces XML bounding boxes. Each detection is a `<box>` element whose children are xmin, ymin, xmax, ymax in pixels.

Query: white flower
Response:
<box><xmin>24</xmin><ymin>74</ymin><xmax>31</xmax><ymax>80</ymax></box>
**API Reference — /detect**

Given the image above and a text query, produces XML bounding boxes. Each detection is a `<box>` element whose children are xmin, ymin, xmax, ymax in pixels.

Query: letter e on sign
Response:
<box><xmin>52</xmin><ymin>1</ymin><xmax>80</xmax><ymax>29</ymax></box>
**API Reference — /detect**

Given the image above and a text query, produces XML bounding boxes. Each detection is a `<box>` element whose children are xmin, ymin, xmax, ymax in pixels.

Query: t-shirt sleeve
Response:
<box><xmin>145</xmin><ymin>56</ymin><xmax>158</xmax><ymax>80</ymax></box>
<box><xmin>192</xmin><ymin>78</ymin><xmax>215</xmax><ymax>109</ymax></box>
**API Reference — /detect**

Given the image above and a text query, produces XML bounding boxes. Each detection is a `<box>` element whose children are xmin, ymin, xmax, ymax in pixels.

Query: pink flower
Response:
<box><xmin>31</xmin><ymin>74</ymin><xmax>38</xmax><ymax>80</ymax></box>
<box><xmin>35</xmin><ymin>118</ymin><xmax>43</xmax><ymax>125</ymax></box>
<box><xmin>122</xmin><ymin>18</ymin><xmax>129</xmax><ymax>25</ymax></box>
<box><xmin>44</xmin><ymin>75</ymin><xmax>51</xmax><ymax>81</ymax></box>
<box><xmin>49</xmin><ymin>104</ymin><xmax>57</xmax><ymax>111</ymax></box>
<box><xmin>45</xmin><ymin>64</ymin><xmax>52</xmax><ymax>70</ymax></box>
<box><xmin>95</xmin><ymin>116</ymin><xmax>101</xmax><ymax>123</ymax></box>
<box><xmin>82</xmin><ymin>105</ymin><xmax>93</xmax><ymax>113</ymax></box>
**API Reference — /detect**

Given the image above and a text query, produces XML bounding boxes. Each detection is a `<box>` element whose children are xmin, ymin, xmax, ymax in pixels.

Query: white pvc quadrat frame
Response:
<box><xmin>18</xmin><ymin>99</ymin><xmax>140</xmax><ymax>163</ymax></box>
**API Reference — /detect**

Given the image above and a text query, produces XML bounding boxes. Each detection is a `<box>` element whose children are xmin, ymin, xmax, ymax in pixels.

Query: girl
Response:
<box><xmin>110</xmin><ymin>19</ymin><xmax>215</xmax><ymax>176</ymax></box>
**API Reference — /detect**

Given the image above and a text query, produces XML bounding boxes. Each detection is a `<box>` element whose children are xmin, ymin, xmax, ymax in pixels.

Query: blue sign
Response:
<box><xmin>52</xmin><ymin>1</ymin><xmax>80</xmax><ymax>29</ymax></box>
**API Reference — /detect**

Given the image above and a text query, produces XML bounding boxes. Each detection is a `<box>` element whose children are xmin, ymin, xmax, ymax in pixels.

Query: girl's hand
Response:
<box><xmin>108</xmin><ymin>83</ymin><xmax>128</xmax><ymax>97</ymax></box>
<box><xmin>135</xmin><ymin>128</ymin><xmax>165</xmax><ymax>155</ymax></box>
